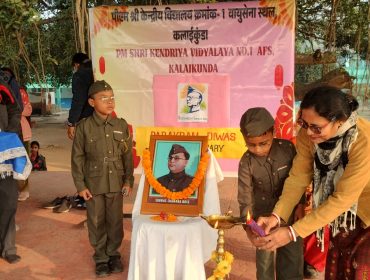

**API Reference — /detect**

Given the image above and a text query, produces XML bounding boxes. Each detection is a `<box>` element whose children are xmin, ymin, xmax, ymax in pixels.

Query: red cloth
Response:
<box><xmin>304</xmin><ymin>226</ymin><xmax>329</xmax><ymax>272</ymax></box>
<box><xmin>0</xmin><ymin>84</ymin><xmax>15</xmax><ymax>104</ymax></box>
<box><xmin>20</xmin><ymin>88</ymin><xmax>32</xmax><ymax>141</ymax></box>
<box><xmin>325</xmin><ymin>218</ymin><xmax>370</xmax><ymax>280</ymax></box>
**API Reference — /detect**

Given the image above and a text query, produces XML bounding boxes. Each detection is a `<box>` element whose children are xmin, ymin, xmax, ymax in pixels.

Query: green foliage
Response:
<box><xmin>296</xmin><ymin>0</ymin><xmax>368</xmax><ymax>57</ymax></box>
<box><xmin>0</xmin><ymin>0</ymin><xmax>368</xmax><ymax>88</ymax></box>
<box><xmin>0</xmin><ymin>0</ymin><xmax>39</xmax><ymax>29</ymax></box>
<box><xmin>0</xmin><ymin>0</ymin><xmax>39</xmax><ymax>76</ymax></box>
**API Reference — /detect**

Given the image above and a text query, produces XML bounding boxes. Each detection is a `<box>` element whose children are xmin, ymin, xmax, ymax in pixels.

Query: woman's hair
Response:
<box><xmin>71</xmin><ymin>53</ymin><xmax>89</xmax><ymax>65</ymax></box>
<box><xmin>300</xmin><ymin>86</ymin><xmax>359</xmax><ymax>121</ymax></box>
<box><xmin>0</xmin><ymin>67</ymin><xmax>15</xmax><ymax>77</ymax></box>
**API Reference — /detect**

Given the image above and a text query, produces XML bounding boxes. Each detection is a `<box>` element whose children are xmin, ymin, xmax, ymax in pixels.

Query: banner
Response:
<box><xmin>89</xmin><ymin>1</ymin><xmax>296</xmax><ymax>172</ymax></box>
<box><xmin>135</xmin><ymin>127</ymin><xmax>244</xmax><ymax>159</ymax></box>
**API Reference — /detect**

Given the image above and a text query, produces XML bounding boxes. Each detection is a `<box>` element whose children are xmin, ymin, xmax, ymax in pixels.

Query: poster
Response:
<box><xmin>89</xmin><ymin>1</ymin><xmax>296</xmax><ymax>172</ymax></box>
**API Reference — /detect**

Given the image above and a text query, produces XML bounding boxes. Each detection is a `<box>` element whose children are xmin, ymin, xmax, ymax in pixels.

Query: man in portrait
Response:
<box><xmin>186</xmin><ymin>86</ymin><xmax>203</xmax><ymax>113</ymax></box>
<box><xmin>157</xmin><ymin>144</ymin><xmax>194</xmax><ymax>192</ymax></box>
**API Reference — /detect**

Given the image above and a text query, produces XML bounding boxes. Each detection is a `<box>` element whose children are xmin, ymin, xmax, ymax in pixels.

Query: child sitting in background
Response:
<box><xmin>30</xmin><ymin>141</ymin><xmax>47</xmax><ymax>171</ymax></box>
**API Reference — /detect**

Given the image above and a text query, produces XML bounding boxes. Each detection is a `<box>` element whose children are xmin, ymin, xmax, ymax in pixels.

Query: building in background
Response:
<box><xmin>27</xmin><ymin>84</ymin><xmax>72</xmax><ymax>115</ymax></box>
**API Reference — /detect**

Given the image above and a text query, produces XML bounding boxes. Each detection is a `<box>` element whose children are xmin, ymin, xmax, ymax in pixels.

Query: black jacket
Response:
<box><xmin>157</xmin><ymin>171</ymin><xmax>194</xmax><ymax>192</ymax></box>
<box><xmin>0</xmin><ymin>81</ymin><xmax>21</xmax><ymax>134</ymax></box>
<box><xmin>68</xmin><ymin>61</ymin><xmax>94</xmax><ymax>124</ymax></box>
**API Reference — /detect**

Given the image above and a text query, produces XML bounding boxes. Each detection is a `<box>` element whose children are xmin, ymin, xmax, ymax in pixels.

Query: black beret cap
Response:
<box><xmin>240</xmin><ymin>107</ymin><xmax>275</xmax><ymax>137</ymax></box>
<box><xmin>88</xmin><ymin>80</ymin><xmax>113</xmax><ymax>97</ymax></box>
<box><xmin>168</xmin><ymin>144</ymin><xmax>190</xmax><ymax>160</ymax></box>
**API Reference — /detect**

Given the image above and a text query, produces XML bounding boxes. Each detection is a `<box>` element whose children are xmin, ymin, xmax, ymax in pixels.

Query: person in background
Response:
<box><xmin>71</xmin><ymin>80</ymin><xmax>134</xmax><ymax>277</ymax></box>
<box><xmin>18</xmin><ymin>86</ymin><xmax>33</xmax><ymax>201</ymax></box>
<box><xmin>66</xmin><ymin>52</ymin><xmax>94</xmax><ymax>140</ymax></box>
<box><xmin>66</xmin><ymin>53</ymin><xmax>94</xmax><ymax>209</ymax></box>
<box><xmin>238</xmin><ymin>107</ymin><xmax>304</xmax><ymax>280</ymax></box>
<box><xmin>0</xmin><ymin>67</ymin><xmax>23</xmax><ymax>112</ymax></box>
<box><xmin>253</xmin><ymin>86</ymin><xmax>370</xmax><ymax>279</ymax></box>
<box><xmin>30</xmin><ymin>141</ymin><xmax>47</xmax><ymax>171</ymax></box>
<box><xmin>0</xmin><ymin>79</ymin><xmax>22</xmax><ymax>264</ymax></box>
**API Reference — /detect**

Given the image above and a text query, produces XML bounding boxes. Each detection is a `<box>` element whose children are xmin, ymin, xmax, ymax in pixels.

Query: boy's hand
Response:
<box><xmin>257</xmin><ymin>227</ymin><xmax>292</xmax><ymax>251</ymax></box>
<box><xmin>257</xmin><ymin>215</ymin><xmax>278</xmax><ymax>235</ymax></box>
<box><xmin>79</xmin><ymin>189</ymin><xmax>93</xmax><ymax>201</ymax></box>
<box><xmin>121</xmin><ymin>185</ymin><xmax>132</xmax><ymax>197</ymax></box>
<box><xmin>245</xmin><ymin>227</ymin><xmax>269</xmax><ymax>248</ymax></box>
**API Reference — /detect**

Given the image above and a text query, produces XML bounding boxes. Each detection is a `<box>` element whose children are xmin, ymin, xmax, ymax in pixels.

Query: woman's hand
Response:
<box><xmin>256</xmin><ymin>215</ymin><xmax>279</xmax><ymax>234</ymax></box>
<box><xmin>257</xmin><ymin>227</ymin><xmax>292</xmax><ymax>251</ymax></box>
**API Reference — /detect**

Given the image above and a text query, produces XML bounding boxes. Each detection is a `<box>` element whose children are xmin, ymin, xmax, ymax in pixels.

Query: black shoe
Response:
<box><xmin>96</xmin><ymin>263</ymin><xmax>110</xmax><ymax>278</ymax></box>
<box><xmin>304</xmin><ymin>262</ymin><xmax>319</xmax><ymax>279</ymax></box>
<box><xmin>42</xmin><ymin>196</ymin><xmax>65</xmax><ymax>209</ymax></box>
<box><xmin>53</xmin><ymin>198</ymin><xmax>72</xmax><ymax>213</ymax></box>
<box><xmin>108</xmin><ymin>256</ymin><xmax>123</xmax><ymax>273</ymax></box>
<box><xmin>5</xmin><ymin>254</ymin><xmax>21</xmax><ymax>264</ymax></box>
<box><xmin>71</xmin><ymin>194</ymin><xmax>86</xmax><ymax>210</ymax></box>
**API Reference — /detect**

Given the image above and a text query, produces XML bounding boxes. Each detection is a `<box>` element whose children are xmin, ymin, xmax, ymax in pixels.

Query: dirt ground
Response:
<box><xmin>30</xmin><ymin>112</ymin><xmax>74</xmax><ymax>172</ymax></box>
<box><xmin>0</xmin><ymin>111</ymin><xmax>324</xmax><ymax>280</ymax></box>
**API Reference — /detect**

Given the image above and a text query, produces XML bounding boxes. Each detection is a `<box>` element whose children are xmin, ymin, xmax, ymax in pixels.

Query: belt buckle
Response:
<box><xmin>103</xmin><ymin>157</ymin><xmax>108</xmax><ymax>163</ymax></box>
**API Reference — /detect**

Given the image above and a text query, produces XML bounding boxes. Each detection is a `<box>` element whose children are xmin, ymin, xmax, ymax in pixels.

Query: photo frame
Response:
<box><xmin>141</xmin><ymin>135</ymin><xmax>208</xmax><ymax>216</ymax></box>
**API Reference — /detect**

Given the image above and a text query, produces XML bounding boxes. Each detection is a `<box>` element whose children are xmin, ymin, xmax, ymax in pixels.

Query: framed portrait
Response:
<box><xmin>141</xmin><ymin>135</ymin><xmax>208</xmax><ymax>216</ymax></box>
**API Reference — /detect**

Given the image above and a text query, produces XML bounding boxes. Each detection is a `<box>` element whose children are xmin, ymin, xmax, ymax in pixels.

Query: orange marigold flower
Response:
<box><xmin>142</xmin><ymin>150</ymin><xmax>209</xmax><ymax>200</ymax></box>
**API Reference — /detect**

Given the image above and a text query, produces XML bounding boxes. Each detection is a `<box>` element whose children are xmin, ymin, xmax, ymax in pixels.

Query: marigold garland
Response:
<box><xmin>150</xmin><ymin>211</ymin><xmax>178</xmax><ymax>222</ymax></box>
<box><xmin>207</xmin><ymin>251</ymin><xmax>234</xmax><ymax>280</ymax></box>
<box><xmin>142</xmin><ymin>149</ymin><xmax>209</xmax><ymax>200</ymax></box>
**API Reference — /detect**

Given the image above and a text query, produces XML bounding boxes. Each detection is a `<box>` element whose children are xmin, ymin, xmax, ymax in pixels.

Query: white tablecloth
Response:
<box><xmin>128</xmin><ymin>151</ymin><xmax>223</xmax><ymax>280</ymax></box>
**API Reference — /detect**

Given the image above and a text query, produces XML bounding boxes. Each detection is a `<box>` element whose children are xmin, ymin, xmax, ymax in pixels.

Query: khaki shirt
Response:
<box><xmin>238</xmin><ymin>138</ymin><xmax>296</xmax><ymax>220</ymax></box>
<box><xmin>72</xmin><ymin>112</ymin><xmax>134</xmax><ymax>195</ymax></box>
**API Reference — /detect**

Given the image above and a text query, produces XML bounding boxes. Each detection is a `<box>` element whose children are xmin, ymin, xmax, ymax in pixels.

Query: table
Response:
<box><xmin>128</xmin><ymin>151</ymin><xmax>223</xmax><ymax>280</ymax></box>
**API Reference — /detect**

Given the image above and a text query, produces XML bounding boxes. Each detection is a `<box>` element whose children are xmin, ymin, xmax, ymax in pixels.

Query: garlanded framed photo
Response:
<box><xmin>141</xmin><ymin>135</ymin><xmax>209</xmax><ymax>216</ymax></box>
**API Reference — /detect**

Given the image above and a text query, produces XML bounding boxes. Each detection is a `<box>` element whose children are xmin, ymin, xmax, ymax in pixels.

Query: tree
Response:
<box><xmin>0</xmin><ymin>0</ymin><xmax>368</xmax><ymax>96</ymax></box>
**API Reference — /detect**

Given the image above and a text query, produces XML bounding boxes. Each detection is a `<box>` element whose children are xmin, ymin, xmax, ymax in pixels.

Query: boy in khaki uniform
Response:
<box><xmin>71</xmin><ymin>80</ymin><xmax>134</xmax><ymax>277</ymax></box>
<box><xmin>238</xmin><ymin>107</ymin><xmax>304</xmax><ymax>280</ymax></box>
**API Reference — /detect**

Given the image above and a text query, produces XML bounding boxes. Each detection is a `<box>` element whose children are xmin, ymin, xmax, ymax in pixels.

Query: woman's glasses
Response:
<box><xmin>297</xmin><ymin>118</ymin><xmax>333</xmax><ymax>135</ymax></box>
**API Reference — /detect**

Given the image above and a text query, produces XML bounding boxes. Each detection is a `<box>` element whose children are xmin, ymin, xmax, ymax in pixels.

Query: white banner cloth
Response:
<box><xmin>128</xmin><ymin>151</ymin><xmax>223</xmax><ymax>280</ymax></box>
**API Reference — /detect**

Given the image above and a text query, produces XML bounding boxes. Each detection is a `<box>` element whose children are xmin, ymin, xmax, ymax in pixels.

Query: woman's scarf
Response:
<box><xmin>312</xmin><ymin>112</ymin><xmax>358</xmax><ymax>251</ymax></box>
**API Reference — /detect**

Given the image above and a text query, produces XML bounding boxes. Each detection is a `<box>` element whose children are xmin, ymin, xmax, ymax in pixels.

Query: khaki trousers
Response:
<box><xmin>86</xmin><ymin>192</ymin><xmax>123</xmax><ymax>264</ymax></box>
<box><xmin>256</xmin><ymin>236</ymin><xmax>304</xmax><ymax>280</ymax></box>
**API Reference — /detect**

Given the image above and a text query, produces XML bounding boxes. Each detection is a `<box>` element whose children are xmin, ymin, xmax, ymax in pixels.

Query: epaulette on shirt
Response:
<box><xmin>276</xmin><ymin>138</ymin><xmax>293</xmax><ymax>148</ymax></box>
<box><xmin>75</xmin><ymin>117</ymin><xmax>88</xmax><ymax>127</ymax></box>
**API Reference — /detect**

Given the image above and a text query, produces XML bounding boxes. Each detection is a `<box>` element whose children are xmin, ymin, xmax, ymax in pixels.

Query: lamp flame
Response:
<box><xmin>246</xmin><ymin>211</ymin><xmax>251</xmax><ymax>222</ymax></box>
